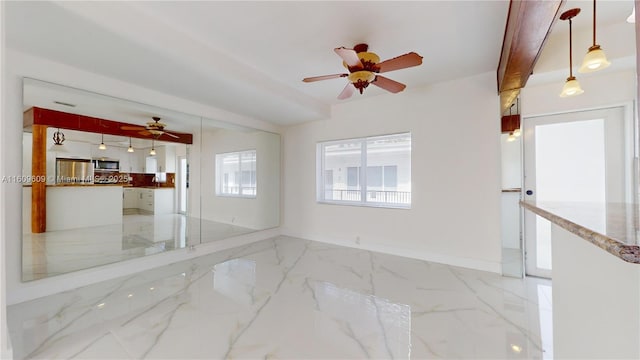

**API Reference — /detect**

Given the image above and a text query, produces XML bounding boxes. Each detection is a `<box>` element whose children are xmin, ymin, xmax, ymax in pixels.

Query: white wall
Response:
<box><xmin>282</xmin><ymin>72</ymin><xmax>503</xmax><ymax>273</ymax></box>
<box><xmin>0</xmin><ymin>1</ymin><xmax>10</xmax><ymax>357</ymax></box>
<box><xmin>2</xmin><ymin>49</ymin><xmax>280</xmax><ymax>303</ymax></box>
<box><xmin>522</xmin><ymin>70</ymin><xmax>636</xmax><ymax>117</ymax></box>
<box><xmin>200</xmin><ymin>129</ymin><xmax>280</xmax><ymax>230</ymax></box>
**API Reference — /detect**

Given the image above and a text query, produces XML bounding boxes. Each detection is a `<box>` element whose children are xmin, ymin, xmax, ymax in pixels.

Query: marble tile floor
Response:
<box><xmin>22</xmin><ymin>214</ymin><xmax>256</xmax><ymax>281</ymax></box>
<box><xmin>8</xmin><ymin>236</ymin><xmax>552</xmax><ymax>359</ymax></box>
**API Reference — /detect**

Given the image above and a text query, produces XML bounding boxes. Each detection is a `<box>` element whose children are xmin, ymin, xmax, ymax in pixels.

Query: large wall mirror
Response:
<box><xmin>21</xmin><ymin>78</ymin><xmax>280</xmax><ymax>281</ymax></box>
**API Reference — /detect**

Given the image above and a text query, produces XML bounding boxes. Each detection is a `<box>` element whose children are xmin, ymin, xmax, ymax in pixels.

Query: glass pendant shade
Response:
<box><xmin>149</xmin><ymin>148</ymin><xmax>156</xmax><ymax>156</ymax></box>
<box><xmin>579</xmin><ymin>45</ymin><xmax>610</xmax><ymax>73</ymax></box>
<box><xmin>507</xmin><ymin>132</ymin><xmax>516</xmax><ymax>142</ymax></box>
<box><xmin>560</xmin><ymin>76</ymin><xmax>584</xmax><ymax>97</ymax></box>
<box><xmin>513</xmin><ymin>128</ymin><xmax>521</xmax><ymax>137</ymax></box>
<box><xmin>127</xmin><ymin>137</ymin><xmax>134</xmax><ymax>152</ymax></box>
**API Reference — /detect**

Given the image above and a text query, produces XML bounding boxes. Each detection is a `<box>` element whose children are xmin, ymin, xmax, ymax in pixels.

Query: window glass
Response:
<box><xmin>317</xmin><ymin>133</ymin><xmax>411</xmax><ymax>208</ymax></box>
<box><xmin>216</xmin><ymin>150</ymin><xmax>257</xmax><ymax>198</ymax></box>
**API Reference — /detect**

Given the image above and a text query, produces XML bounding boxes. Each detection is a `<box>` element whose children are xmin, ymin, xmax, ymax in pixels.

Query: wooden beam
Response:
<box><xmin>31</xmin><ymin>124</ymin><xmax>47</xmax><ymax>233</ymax></box>
<box><xmin>497</xmin><ymin>0</ymin><xmax>565</xmax><ymax>112</ymax></box>
<box><xmin>27</xmin><ymin>107</ymin><xmax>194</xmax><ymax>145</ymax></box>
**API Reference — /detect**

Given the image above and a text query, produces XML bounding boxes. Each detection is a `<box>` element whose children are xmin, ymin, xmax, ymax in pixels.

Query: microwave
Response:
<box><xmin>92</xmin><ymin>158</ymin><xmax>120</xmax><ymax>172</ymax></box>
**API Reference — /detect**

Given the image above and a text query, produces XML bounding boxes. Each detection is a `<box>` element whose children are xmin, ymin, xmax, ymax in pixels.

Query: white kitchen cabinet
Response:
<box><xmin>152</xmin><ymin>188</ymin><xmax>174</xmax><ymax>214</ymax></box>
<box><xmin>132</xmin><ymin>188</ymin><xmax>174</xmax><ymax>214</ymax></box>
<box><xmin>138</xmin><ymin>188</ymin><xmax>155</xmax><ymax>212</ymax></box>
<box><xmin>123</xmin><ymin>188</ymin><xmax>137</xmax><ymax>209</ymax></box>
<box><xmin>145</xmin><ymin>157</ymin><xmax>157</xmax><ymax>174</ymax></box>
<box><xmin>154</xmin><ymin>145</ymin><xmax>176</xmax><ymax>173</ymax></box>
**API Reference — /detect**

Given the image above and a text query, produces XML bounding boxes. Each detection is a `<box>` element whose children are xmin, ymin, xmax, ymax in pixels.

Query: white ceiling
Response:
<box><xmin>5</xmin><ymin>1</ymin><xmax>636</xmax><ymax>126</ymax></box>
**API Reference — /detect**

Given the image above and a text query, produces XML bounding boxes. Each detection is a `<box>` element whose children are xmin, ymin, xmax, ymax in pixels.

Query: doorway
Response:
<box><xmin>522</xmin><ymin>106</ymin><xmax>631</xmax><ymax>278</ymax></box>
<box><xmin>177</xmin><ymin>156</ymin><xmax>188</xmax><ymax>215</ymax></box>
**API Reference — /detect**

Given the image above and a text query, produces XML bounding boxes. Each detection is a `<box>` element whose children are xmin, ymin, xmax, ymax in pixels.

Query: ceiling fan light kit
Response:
<box><xmin>303</xmin><ymin>43</ymin><xmax>423</xmax><ymax>99</ymax></box>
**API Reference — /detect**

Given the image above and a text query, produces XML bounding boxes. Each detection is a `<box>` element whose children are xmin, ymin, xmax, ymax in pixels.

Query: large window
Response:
<box><xmin>317</xmin><ymin>133</ymin><xmax>411</xmax><ymax>208</ymax></box>
<box><xmin>216</xmin><ymin>150</ymin><xmax>256</xmax><ymax>197</ymax></box>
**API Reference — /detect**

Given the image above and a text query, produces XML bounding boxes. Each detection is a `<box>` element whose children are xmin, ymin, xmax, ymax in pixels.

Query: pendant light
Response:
<box><xmin>559</xmin><ymin>8</ymin><xmax>584</xmax><ymax>98</ymax></box>
<box><xmin>512</xmin><ymin>98</ymin><xmax>521</xmax><ymax>137</ymax></box>
<box><xmin>506</xmin><ymin>103</ymin><xmax>517</xmax><ymax>141</ymax></box>
<box><xmin>149</xmin><ymin>139</ymin><xmax>156</xmax><ymax>156</ymax></box>
<box><xmin>579</xmin><ymin>0</ymin><xmax>610</xmax><ymax>73</ymax></box>
<box><xmin>98</xmin><ymin>133</ymin><xmax>107</xmax><ymax>150</ymax></box>
<box><xmin>127</xmin><ymin>137</ymin><xmax>135</xmax><ymax>153</ymax></box>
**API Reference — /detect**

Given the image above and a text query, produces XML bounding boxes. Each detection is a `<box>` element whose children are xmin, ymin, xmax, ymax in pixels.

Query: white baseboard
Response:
<box><xmin>281</xmin><ymin>229</ymin><xmax>502</xmax><ymax>274</ymax></box>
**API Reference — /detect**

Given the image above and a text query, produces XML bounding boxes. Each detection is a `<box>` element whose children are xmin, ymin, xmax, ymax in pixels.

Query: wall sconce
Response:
<box><xmin>559</xmin><ymin>8</ymin><xmax>584</xmax><ymax>98</ymax></box>
<box><xmin>48</xmin><ymin>128</ymin><xmax>68</xmax><ymax>152</ymax></box>
<box><xmin>127</xmin><ymin>137</ymin><xmax>135</xmax><ymax>153</ymax></box>
<box><xmin>52</xmin><ymin>128</ymin><xmax>65</xmax><ymax>145</ymax></box>
<box><xmin>579</xmin><ymin>0</ymin><xmax>611</xmax><ymax>73</ymax></box>
<box><xmin>98</xmin><ymin>133</ymin><xmax>107</xmax><ymax>150</ymax></box>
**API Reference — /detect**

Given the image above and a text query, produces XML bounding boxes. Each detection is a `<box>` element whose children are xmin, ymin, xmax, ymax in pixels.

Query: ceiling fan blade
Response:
<box><xmin>334</xmin><ymin>47</ymin><xmax>362</xmax><ymax>69</ymax></box>
<box><xmin>373</xmin><ymin>76</ymin><xmax>406</xmax><ymax>93</ymax></box>
<box><xmin>303</xmin><ymin>74</ymin><xmax>348</xmax><ymax>82</ymax></box>
<box><xmin>377</xmin><ymin>52</ymin><xmax>423</xmax><ymax>73</ymax></box>
<box><xmin>121</xmin><ymin>125</ymin><xmax>146</xmax><ymax>131</ymax></box>
<box><xmin>162</xmin><ymin>132</ymin><xmax>180</xmax><ymax>139</ymax></box>
<box><xmin>337</xmin><ymin>83</ymin><xmax>355</xmax><ymax>100</ymax></box>
<box><xmin>138</xmin><ymin>130</ymin><xmax>151</xmax><ymax>136</ymax></box>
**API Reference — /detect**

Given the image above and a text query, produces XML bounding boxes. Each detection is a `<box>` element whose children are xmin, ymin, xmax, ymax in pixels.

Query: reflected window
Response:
<box><xmin>216</xmin><ymin>150</ymin><xmax>257</xmax><ymax>198</ymax></box>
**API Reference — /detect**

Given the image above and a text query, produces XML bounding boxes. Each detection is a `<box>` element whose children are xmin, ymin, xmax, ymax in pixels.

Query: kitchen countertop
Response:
<box><xmin>520</xmin><ymin>200</ymin><xmax>640</xmax><ymax>264</ymax></box>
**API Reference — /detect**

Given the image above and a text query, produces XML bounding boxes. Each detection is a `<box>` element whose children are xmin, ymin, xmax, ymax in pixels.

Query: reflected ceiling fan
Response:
<box><xmin>120</xmin><ymin>116</ymin><xmax>179</xmax><ymax>139</ymax></box>
<box><xmin>303</xmin><ymin>43</ymin><xmax>423</xmax><ymax>99</ymax></box>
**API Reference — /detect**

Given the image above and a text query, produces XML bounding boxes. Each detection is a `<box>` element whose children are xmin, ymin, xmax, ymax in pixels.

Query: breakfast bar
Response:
<box><xmin>521</xmin><ymin>200</ymin><xmax>640</xmax><ymax>359</ymax></box>
<box><xmin>23</xmin><ymin>184</ymin><xmax>123</xmax><ymax>232</ymax></box>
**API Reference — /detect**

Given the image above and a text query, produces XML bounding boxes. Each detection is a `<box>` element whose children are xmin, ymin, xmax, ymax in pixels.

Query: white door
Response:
<box><xmin>523</xmin><ymin>106</ymin><xmax>631</xmax><ymax>278</ymax></box>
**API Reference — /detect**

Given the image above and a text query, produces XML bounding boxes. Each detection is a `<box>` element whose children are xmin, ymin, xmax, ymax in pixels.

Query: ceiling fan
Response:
<box><xmin>303</xmin><ymin>43</ymin><xmax>423</xmax><ymax>100</ymax></box>
<box><xmin>121</xmin><ymin>116</ymin><xmax>179</xmax><ymax>139</ymax></box>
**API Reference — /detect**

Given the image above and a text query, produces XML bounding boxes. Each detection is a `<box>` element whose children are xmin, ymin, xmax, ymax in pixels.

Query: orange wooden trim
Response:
<box><xmin>31</xmin><ymin>124</ymin><xmax>47</xmax><ymax>233</ymax></box>
<box><xmin>23</xmin><ymin>107</ymin><xmax>34</xmax><ymax>127</ymax></box>
<box><xmin>497</xmin><ymin>0</ymin><xmax>565</xmax><ymax>111</ymax></box>
<box><xmin>27</xmin><ymin>107</ymin><xmax>194</xmax><ymax>144</ymax></box>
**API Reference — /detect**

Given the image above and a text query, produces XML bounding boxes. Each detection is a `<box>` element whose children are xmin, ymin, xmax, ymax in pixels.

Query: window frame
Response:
<box><xmin>316</xmin><ymin>132</ymin><xmax>411</xmax><ymax>209</ymax></box>
<box><xmin>215</xmin><ymin>149</ymin><xmax>257</xmax><ymax>199</ymax></box>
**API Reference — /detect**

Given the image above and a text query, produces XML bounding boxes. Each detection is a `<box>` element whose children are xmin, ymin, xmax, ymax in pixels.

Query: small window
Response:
<box><xmin>317</xmin><ymin>133</ymin><xmax>411</xmax><ymax>208</ymax></box>
<box><xmin>216</xmin><ymin>150</ymin><xmax>257</xmax><ymax>198</ymax></box>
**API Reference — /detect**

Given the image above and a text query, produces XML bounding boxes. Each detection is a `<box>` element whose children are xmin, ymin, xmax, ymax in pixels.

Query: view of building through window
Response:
<box><xmin>216</xmin><ymin>150</ymin><xmax>257</xmax><ymax>197</ymax></box>
<box><xmin>318</xmin><ymin>133</ymin><xmax>411</xmax><ymax>207</ymax></box>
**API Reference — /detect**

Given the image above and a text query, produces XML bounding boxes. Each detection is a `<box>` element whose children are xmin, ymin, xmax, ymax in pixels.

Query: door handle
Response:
<box><xmin>526</xmin><ymin>190</ymin><xmax>534</xmax><ymax>196</ymax></box>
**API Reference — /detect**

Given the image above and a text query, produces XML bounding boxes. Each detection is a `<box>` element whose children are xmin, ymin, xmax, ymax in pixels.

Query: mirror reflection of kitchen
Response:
<box><xmin>21</xmin><ymin>78</ymin><xmax>280</xmax><ymax>281</ymax></box>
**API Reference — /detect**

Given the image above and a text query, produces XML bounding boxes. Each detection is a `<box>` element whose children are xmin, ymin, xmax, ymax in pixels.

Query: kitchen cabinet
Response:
<box><xmin>154</xmin><ymin>145</ymin><xmax>176</xmax><ymax>173</ymax></box>
<box><xmin>145</xmin><ymin>157</ymin><xmax>157</xmax><ymax>174</ymax></box>
<box><xmin>123</xmin><ymin>188</ymin><xmax>137</xmax><ymax>209</ymax></box>
<box><xmin>127</xmin><ymin>188</ymin><xmax>174</xmax><ymax>214</ymax></box>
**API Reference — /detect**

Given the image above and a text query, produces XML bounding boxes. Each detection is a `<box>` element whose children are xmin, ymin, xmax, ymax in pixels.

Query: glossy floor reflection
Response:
<box><xmin>9</xmin><ymin>236</ymin><xmax>552</xmax><ymax>359</ymax></box>
<box><xmin>22</xmin><ymin>214</ymin><xmax>256</xmax><ymax>281</ymax></box>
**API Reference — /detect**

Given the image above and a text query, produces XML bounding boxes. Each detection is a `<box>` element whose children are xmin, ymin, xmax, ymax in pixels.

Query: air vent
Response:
<box><xmin>53</xmin><ymin>101</ymin><xmax>76</xmax><ymax>107</ymax></box>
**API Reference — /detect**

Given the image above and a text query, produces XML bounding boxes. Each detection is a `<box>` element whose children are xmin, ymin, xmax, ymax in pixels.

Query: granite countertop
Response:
<box><xmin>520</xmin><ymin>200</ymin><xmax>640</xmax><ymax>264</ymax></box>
